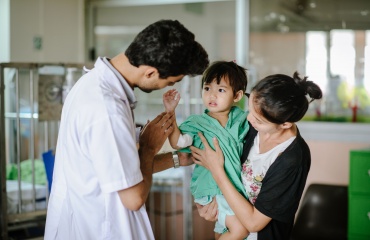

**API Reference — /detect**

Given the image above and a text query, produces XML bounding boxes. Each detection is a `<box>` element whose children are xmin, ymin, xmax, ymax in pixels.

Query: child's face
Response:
<box><xmin>202</xmin><ymin>77</ymin><xmax>240</xmax><ymax>115</ymax></box>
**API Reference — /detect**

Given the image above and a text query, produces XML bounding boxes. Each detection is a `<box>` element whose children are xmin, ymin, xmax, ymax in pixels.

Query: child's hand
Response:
<box><xmin>163</xmin><ymin>89</ymin><xmax>180</xmax><ymax>112</ymax></box>
<box><xmin>196</xmin><ymin>198</ymin><xmax>218</xmax><ymax>222</ymax></box>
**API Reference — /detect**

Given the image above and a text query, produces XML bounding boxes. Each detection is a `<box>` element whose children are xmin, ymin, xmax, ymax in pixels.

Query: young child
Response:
<box><xmin>163</xmin><ymin>61</ymin><xmax>250</xmax><ymax>239</ymax></box>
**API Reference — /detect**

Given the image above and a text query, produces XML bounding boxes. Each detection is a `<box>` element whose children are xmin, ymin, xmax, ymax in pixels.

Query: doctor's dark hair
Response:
<box><xmin>202</xmin><ymin>61</ymin><xmax>248</xmax><ymax>96</ymax></box>
<box><xmin>250</xmin><ymin>71</ymin><xmax>322</xmax><ymax>124</ymax></box>
<box><xmin>125</xmin><ymin>19</ymin><xmax>209</xmax><ymax>78</ymax></box>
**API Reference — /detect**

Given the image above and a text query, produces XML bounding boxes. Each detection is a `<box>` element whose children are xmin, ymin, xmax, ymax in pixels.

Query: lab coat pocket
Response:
<box><xmin>68</xmin><ymin>211</ymin><xmax>82</xmax><ymax>240</ymax></box>
<box><xmin>101</xmin><ymin>221</ymin><xmax>111</xmax><ymax>240</ymax></box>
<box><xmin>44</xmin><ymin>194</ymin><xmax>65</xmax><ymax>239</ymax></box>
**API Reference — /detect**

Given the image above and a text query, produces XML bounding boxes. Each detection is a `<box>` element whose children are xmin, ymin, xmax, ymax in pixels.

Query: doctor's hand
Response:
<box><xmin>190</xmin><ymin>132</ymin><xmax>225</xmax><ymax>173</ymax></box>
<box><xmin>177</xmin><ymin>152</ymin><xmax>194</xmax><ymax>167</ymax></box>
<box><xmin>139</xmin><ymin>112</ymin><xmax>175</xmax><ymax>156</ymax></box>
<box><xmin>196</xmin><ymin>198</ymin><xmax>218</xmax><ymax>222</ymax></box>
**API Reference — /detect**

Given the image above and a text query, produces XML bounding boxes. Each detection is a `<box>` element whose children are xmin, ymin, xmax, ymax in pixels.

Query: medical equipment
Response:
<box><xmin>0</xmin><ymin>63</ymin><xmax>84</xmax><ymax>239</ymax></box>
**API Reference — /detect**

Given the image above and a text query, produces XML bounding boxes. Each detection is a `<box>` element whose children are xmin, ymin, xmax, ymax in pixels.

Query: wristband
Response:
<box><xmin>172</xmin><ymin>151</ymin><xmax>180</xmax><ymax>168</ymax></box>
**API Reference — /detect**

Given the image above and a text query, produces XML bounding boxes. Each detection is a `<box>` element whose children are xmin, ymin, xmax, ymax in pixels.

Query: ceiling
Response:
<box><xmin>90</xmin><ymin>0</ymin><xmax>370</xmax><ymax>32</ymax></box>
<box><xmin>250</xmin><ymin>0</ymin><xmax>370</xmax><ymax>32</ymax></box>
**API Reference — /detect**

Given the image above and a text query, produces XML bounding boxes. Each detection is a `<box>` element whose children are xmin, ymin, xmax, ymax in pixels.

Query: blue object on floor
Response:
<box><xmin>42</xmin><ymin>149</ymin><xmax>55</xmax><ymax>193</ymax></box>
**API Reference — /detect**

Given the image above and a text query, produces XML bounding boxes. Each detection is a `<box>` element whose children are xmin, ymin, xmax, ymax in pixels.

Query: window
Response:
<box><xmin>306</xmin><ymin>31</ymin><xmax>328</xmax><ymax>93</ymax></box>
<box><xmin>305</xmin><ymin>30</ymin><xmax>370</xmax><ymax>121</ymax></box>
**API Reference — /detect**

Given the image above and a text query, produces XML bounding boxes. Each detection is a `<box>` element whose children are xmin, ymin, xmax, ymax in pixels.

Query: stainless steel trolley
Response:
<box><xmin>0</xmin><ymin>62</ymin><xmax>85</xmax><ymax>239</ymax></box>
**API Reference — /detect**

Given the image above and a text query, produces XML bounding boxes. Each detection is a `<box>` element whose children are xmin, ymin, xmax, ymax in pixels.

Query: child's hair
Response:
<box><xmin>251</xmin><ymin>71</ymin><xmax>322</xmax><ymax>124</ymax></box>
<box><xmin>125</xmin><ymin>19</ymin><xmax>209</xmax><ymax>78</ymax></box>
<box><xmin>201</xmin><ymin>61</ymin><xmax>248</xmax><ymax>96</ymax></box>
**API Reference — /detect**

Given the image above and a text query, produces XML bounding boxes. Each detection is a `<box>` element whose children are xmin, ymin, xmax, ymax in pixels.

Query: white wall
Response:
<box><xmin>0</xmin><ymin>0</ymin><xmax>10</xmax><ymax>62</ymax></box>
<box><xmin>298</xmin><ymin>122</ymin><xmax>370</xmax><ymax>188</ymax></box>
<box><xmin>94</xmin><ymin>1</ymin><xmax>237</xmax><ymax>61</ymax></box>
<box><xmin>4</xmin><ymin>0</ymin><xmax>85</xmax><ymax>63</ymax></box>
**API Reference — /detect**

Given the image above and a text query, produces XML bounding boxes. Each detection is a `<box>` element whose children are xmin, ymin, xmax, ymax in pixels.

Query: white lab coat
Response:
<box><xmin>44</xmin><ymin>58</ymin><xmax>154</xmax><ymax>240</ymax></box>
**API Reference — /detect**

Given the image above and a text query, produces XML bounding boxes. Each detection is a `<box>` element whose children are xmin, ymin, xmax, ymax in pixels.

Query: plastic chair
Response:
<box><xmin>290</xmin><ymin>183</ymin><xmax>348</xmax><ymax>240</ymax></box>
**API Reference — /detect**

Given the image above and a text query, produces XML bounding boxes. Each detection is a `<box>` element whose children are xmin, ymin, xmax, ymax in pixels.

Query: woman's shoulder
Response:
<box><xmin>277</xmin><ymin>133</ymin><xmax>311</xmax><ymax>170</ymax></box>
<box><xmin>290</xmin><ymin>127</ymin><xmax>310</xmax><ymax>154</ymax></box>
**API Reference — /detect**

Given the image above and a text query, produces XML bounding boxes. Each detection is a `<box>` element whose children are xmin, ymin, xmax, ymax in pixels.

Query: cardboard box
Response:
<box><xmin>146</xmin><ymin>191</ymin><xmax>215</xmax><ymax>240</ymax></box>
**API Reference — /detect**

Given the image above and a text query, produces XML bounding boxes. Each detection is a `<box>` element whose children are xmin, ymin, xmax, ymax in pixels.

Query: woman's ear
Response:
<box><xmin>281</xmin><ymin>122</ymin><xmax>293</xmax><ymax>129</ymax></box>
<box><xmin>233</xmin><ymin>90</ymin><xmax>244</xmax><ymax>102</ymax></box>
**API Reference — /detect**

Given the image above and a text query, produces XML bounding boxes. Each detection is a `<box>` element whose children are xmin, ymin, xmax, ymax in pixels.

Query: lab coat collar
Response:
<box><xmin>93</xmin><ymin>57</ymin><xmax>137</xmax><ymax>110</ymax></box>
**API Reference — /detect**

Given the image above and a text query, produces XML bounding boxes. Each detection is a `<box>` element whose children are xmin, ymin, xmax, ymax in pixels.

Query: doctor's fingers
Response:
<box><xmin>140</xmin><ymin>120</ymin><xmax>150</xmax><ymax>134</ymax></box>
<box><xmin>151</xmin><ymin>112</ymin><xmax>167</xmax><ymax>124</ymax></box>
<box><xmin>162</xmin><ymin>124</ymin><xmax>174</xmax><ymax>138</ymax></box>
<box><xmin>152</xmin><ymin>111</ymin><xmax>174</xmax><ymax>126</ymax></box>
<box><xmin>143</xmin><ymin>115</ymin><xmax>174</xmax><ymax>139</ymax></box>
<box><xmin>151</xmin><ymin>125</ymin><xmax>173</xmax><ymax>152</ymax></box>
<box><xmin>158</xmin><ymin>113</ymin><xmax>175</xmax><ymax>129</ymax></box>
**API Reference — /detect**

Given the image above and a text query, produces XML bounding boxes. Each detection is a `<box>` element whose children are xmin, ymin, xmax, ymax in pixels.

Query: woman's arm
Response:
<box><xmin>190</xmin><ymin>132</ymin><xmax>271</xmax><ymax>232</ymax></box>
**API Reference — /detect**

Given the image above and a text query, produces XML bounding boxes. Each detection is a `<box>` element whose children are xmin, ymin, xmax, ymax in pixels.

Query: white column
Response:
<box><xmin>235</xmin><ymin>0</ymin><xmax>250</xmax><ymax>67</ymax></box>
<box><xmin>0</xmin><ymin>0</ymin><xmax>10</xmax><ymax>62</ymax></box>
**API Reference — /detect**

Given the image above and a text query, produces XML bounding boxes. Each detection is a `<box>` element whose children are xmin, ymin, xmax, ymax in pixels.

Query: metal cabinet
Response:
<box><xmin>348</xmin><ymin>149</ymin><xmax>370</xmax><ymax>240</ymax></box>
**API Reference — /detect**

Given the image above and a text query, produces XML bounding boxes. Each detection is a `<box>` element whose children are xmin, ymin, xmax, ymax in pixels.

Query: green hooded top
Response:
<box><xmin>179</xmin><ymin>106</ymin><xmax>249</xmax><ymax>199</ymax></box>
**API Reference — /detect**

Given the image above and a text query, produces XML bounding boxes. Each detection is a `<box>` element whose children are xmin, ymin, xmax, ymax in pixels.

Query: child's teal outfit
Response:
<box><xmin>178</xmin><ymin>106</ymin><xmax>249</xmax><ymax>233</ymax></box>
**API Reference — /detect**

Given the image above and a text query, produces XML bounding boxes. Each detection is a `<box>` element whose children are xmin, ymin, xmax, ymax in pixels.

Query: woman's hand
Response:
<box><xmin>196</xmin><ymin>198</ymin><xmax>218</xmax><ymax>222</ymax></box>
<box><xmin>190</xmin><ymin>132</ymin><xmax>225</xmax><ymax>173</ymax></box>
<box><xmin>163</xmin><ymin>89</ymin><xmax>180</xmax><ymax>112</ymax></box>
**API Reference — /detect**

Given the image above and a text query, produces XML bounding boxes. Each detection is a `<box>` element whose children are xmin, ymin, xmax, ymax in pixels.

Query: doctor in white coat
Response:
<box><xmin>44</xmin><ymin>19</ymin><xmax>209</xmax><ymax>240</ymax></box>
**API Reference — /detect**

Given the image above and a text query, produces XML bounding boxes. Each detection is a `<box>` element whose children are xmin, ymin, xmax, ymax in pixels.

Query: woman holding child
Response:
<box><xmin>191</xmin><ymin>72</ymin><xmax>322</xmax><ymax>240</ymax></box>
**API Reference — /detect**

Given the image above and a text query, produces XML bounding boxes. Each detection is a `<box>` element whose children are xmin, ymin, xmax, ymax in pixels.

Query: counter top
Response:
<box><xmin>297</xmin><ymin>122</ymin><xmax>370</xmax><ymax>143</ymax></box>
